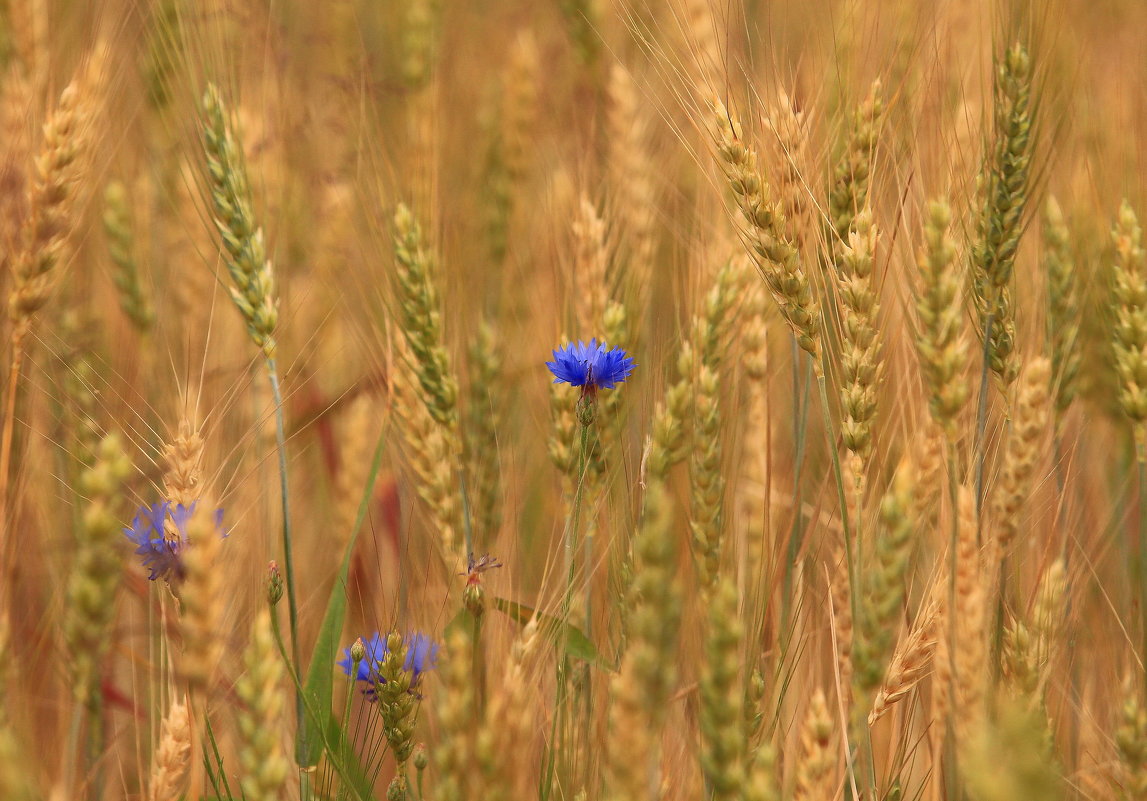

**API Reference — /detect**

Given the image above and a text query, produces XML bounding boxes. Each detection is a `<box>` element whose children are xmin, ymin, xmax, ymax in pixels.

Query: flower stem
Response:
<box><xmin>814</xmin><ymin>363</ymin><xmax>864</xmax><ymax>797</ymax></box>
<box><xmin>973</xmin><ymin>311</ymin><xmax>995</xmax><ymax>512</ymax></box>
<box><xmin>1138</xmin><ymin>430</ymin><xmax>1147</xmax><ymax>694</ymax></box>
<box><xmin>0</xmin><ymin>324</ymin><xmax>29</xmax><ymax>595</ymax></box>
<box><xmin>782</xmin><ymin>344</ymin><xmax>812</xmax><ymax>632</ymax></box>
<box><xmin>266</xmin><ymin>358</ymin><xmax>302</xmax><ymax>760</ymax></box>
<box><xmin>542</xmin><ymin>422</ymin><xmax>592</xmax><ymax>801</ymax></box>
<box><xmin>815</xmin><ymin>368</ymin><xmax>853</xmax><ymax>605</ymax></box>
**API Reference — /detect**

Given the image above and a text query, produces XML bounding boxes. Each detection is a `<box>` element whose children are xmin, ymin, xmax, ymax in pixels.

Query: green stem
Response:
<box><xmin>62</xmin><ymin>701</ymin><xmax>82</xmax><ymax>800</ymax></box>
<box><xmin>993</xmin><ymin>557</ymin><xmax>1008</xmax><ymax>685</ymax></box>
<box><xmin>459</xmin><ymin>466</ymin><xmax>474</xmax><ymax>564</ymax></box>
<box><xmin>815</xmin><ymin>365</ymin><xmax>867</xmax><ymax>798</ymax></box>
<box><xmin>782</xmin><ymin>347</ymin><xmax>812</xmax><ymax>633</ymax></box>
<box><xmin>85</xmin><ymin>689</ymin><xmax>105</xmax><ymax>800</ymax></box>
<box><xmin>266</xmin><ymin>359</ymin><xmax>303</xmax><ymax>763</ymax></box>
<box><xmin>1138</xmin><ymin>433</ymin><xmax>1147</xmax><ymax>695</ymax></box>
<box><xmin>472</xmin><ymin>610</ymin><xmax>486</xmax><ymax>715</ymax></box>
<box><xmin>974</xmin><ymin>311</ymin><xmax>995</xmax><ymax>513</ymax></box>
<box><xmin>542</xmin><ymin>422</ymin><xmax>593</xmax><ymax>801</ymax></box>
<box><xmin>1053</xmin><ymin>433</ymin><xmax>1069</xmax><ymax>560</ymax></box>
<box><xmin>945</xmin><ymin>444</ymin><xmax>960</xmax><ymax>799</ymax></box>
<box><xmin>815</xmin><ymin>370</ymin><xmax>853</xmax><ymax>607</ymax></box>
<box><xmin>270</xmin><ymin>605</ymin><xmax>373</xmax><ymax>801</ymax></box>
<box><xmin>341</xmin><ymin>652</ymin><xmax>361</xmax><ymax>744</ymax></box>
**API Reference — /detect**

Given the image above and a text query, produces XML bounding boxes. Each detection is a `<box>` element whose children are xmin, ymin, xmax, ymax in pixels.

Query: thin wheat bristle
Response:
<box><xmin>684</xmin><ymin>0</ymin><xmax>721</xmax><ymax>91</ymax></box>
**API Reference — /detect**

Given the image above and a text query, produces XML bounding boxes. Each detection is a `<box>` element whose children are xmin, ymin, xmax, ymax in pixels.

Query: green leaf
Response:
<box><xmin>272</xmin><ymin>609</ymin><xmax>375</xmax><ymax>801</ymax></box>
<box><xmin>297</xmin><ymin>425</ymin><xmax>388</xmax><ymax>768</ymax></box>
<box><xmin>490</xmin><ymin>596</ymin><xmax>613</xmax><ymax>670</ymax></box>
<box><xmin>445</xmin><ymin>606</ymin><xmax>478</xmax><ymax>640</ymax></box>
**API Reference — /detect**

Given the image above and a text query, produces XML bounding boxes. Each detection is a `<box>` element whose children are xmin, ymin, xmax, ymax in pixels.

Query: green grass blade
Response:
<box><xmin>489</xmin><ymin>596</ymin><xmax>613</xmax><ymax>670</ymax></box>
<box><xmin>297</xmin><ymin>423</ymin><xmax>389</xmax><ymax>768</ymax></box>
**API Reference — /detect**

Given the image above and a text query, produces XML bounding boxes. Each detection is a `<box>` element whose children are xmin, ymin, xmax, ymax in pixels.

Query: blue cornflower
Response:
<box><xmin>546</xmin><ymin>339</ymin><xmax>635</xmax><ymax>391</ymax></box>
<box><xmin>403</xmin><ymin>632</ymin><xmax>439</xmax><ymax>678</ymax></box>
<box><xmin>123</xmin><ymin>501</ymin><xmax>225</xmax><ymax>582</ymax></box>
<box><xmin>337</xmin><ymin>632</ymin><xmax>388</xmax><ymax>684</ymax></box>
<box><xmin>338</xmin><ymin>631</ymin><xmax>440</xmax><ymax>700</ymax></box>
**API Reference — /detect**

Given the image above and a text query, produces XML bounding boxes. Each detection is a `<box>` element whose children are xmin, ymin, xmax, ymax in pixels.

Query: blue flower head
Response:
<box><xmin>123</xmin><ymin>501</ymin><xmax>226</xmax><ymax>583</ymax></box>
<box><xmin>337</xmin><ymin>632</ymin><xmax>388</xmax><ymax>684</ymax></box>
<box><xmin>546</xmin><ymin>339</ymin><xmax>635</xmax><ymax>392</ymax></box>
<box><xmin>338</xmin><ymin>631</ymin><xmax>440</xmax><ymax>701</ymax></box>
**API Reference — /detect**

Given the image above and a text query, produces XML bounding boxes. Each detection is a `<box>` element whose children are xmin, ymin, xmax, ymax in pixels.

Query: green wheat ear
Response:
<box><xmin>711</xmin><ymin>96</ymin><xmax>821</xmax><ymax>364</ymax></box>
<box><xmin>1043</xmin><ymin>196</ymin><xmax>1081</xmax><ymax>425</ymax></box>
<box><xmin>201</xmin><ymin>82</ymin><xmax>278</xmax><ymax>359</ymax></box>
<box><xmin>700</xmin><ymin>577</ymin><xmax>746</xmax><ymax>801</ymax></box>
<box><xmin>972</xmin><ymin>42</ymin><xmax>1036</xmax><ymax>389</ymax></box>
<box><xmin>392</xmin><ymin>202</ymin><xmax>460</xmax><ymax>433</ymax></box>
<box><xmin>1112</xmin><ymin>200</ymin><xmax>1147</xmax><ymax>427</ymax></box>
<box><xmin>916</xmin><ymin>199</ymin><xmax>971</xmax><ymax>441</ymax></box>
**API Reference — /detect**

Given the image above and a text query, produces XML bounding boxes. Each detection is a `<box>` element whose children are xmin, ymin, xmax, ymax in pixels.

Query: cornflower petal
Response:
<box><xmin>546</xmin><ymin>339</ymin><xmax>635</xmax><ymax>390</ymax></box>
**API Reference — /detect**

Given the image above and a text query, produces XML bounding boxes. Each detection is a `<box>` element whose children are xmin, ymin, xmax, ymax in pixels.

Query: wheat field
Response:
<box><xmin>0</xmin><ymin>0</ymin><xmax>1145</xmax><ymax>799</ymax></box>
